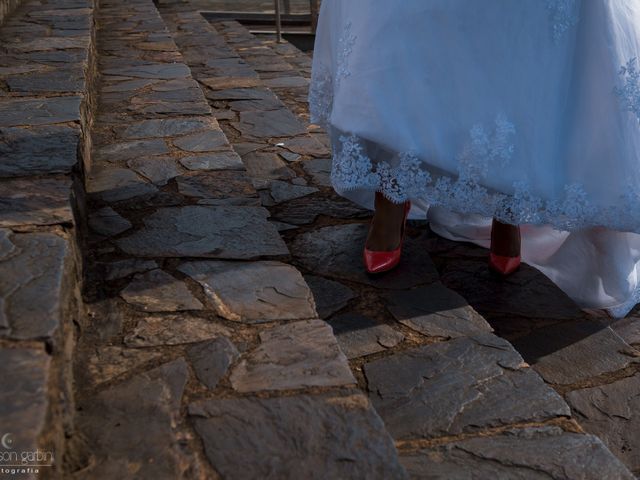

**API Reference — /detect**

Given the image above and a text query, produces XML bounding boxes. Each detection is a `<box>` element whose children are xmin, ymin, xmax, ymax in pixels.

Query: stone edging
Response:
<box><xmin>0</xmin><ymin>0</ymin><xmax>98</xmax><ymax>473</ymax></box>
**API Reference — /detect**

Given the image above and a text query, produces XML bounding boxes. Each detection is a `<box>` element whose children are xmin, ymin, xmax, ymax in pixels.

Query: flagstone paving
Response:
<box><xmin>65</xmin><ymin>0</ymin><xmax>404</xmax><ymax>477</ymax></box>
<box><xmin>1</xmin><ymin>0</ymin><xmax>639</xmax><ymax>477</ymax></box>
<box><xmin>164</xmin><ymin>8</ymin><xmax>640</xmax><ymax>477</ymax></box>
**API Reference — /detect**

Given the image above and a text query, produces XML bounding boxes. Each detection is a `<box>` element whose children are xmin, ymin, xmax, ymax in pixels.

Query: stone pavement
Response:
<box><xmin>0</xmin><ymin>0</ymin><xmax>638</xmax><ymax>478</ymax></box>
<box><xmin>67</xmin><ymin>0</ymin><xmax>402</xmax><ymax>478</ymax></box>
<box><xmin>158</xmin><ymin>4</ymin><xmax>638</xmax><ymax>478</ymax></box>
<box><xmin>0</xmin><ymin>0</ymin><xmax>95</xmax><ymax>476</ymax></box>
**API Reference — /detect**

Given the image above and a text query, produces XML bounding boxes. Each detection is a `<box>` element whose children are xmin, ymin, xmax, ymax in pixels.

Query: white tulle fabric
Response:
<box><xmin>310</xmin><ymin>0</ymin><xmax>640</xmax><ymax>317</ymax></box>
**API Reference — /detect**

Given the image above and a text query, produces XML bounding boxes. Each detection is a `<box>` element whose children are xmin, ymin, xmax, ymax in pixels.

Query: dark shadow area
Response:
<box><xmin>423</xmin><ymin>227</ymin><xmax>621</xmax><ymax>367</ymax></box>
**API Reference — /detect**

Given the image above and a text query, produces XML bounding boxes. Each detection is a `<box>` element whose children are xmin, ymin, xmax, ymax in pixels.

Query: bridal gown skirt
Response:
<box><xmin>310</xmin><ymin>0</ymin><xmax>640</xmax><ymax>317</ymax></box>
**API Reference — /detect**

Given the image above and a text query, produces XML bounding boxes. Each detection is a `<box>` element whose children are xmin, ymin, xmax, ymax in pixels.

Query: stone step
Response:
<box><xmin>0</xmin><ymin>0</ymin><xmax>97</xmax><ymax>476</ymax></box>
<box><xmin>214</xmin><ymin>20</ymin><xmax>314</xmax><ymax>123</ymax></box>
<box><xmin>236</xmin><ymin>23</ymin><xmax>640</xmax><ymax>478</ymax></box>
<box><xmin>64</xmin><ymin>0</ymin><xmax>408</xmax><ymax>477</ymax></box>
<box><xmin>157</xmin><ymin>10</ymin><xmax>639</xmax><ymax>479</ymax></box>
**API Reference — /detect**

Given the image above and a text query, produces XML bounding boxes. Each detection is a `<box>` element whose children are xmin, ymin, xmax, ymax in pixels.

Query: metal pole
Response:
<box><xmin>274</xmin><ymin>0</ymin><xmax>283</xmax><ymax>43</ymax></box>
<box><xmin>310</xmin><ymin>0</ymin><xmax>318</xmax><ymax>34</ymax></box>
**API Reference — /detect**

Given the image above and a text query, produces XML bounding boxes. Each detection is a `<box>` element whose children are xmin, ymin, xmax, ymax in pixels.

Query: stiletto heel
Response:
<box><xmin>363</xmin><ymin>194</ymin><xmax>411</xmax><ymax>274</ymax></box>
<box><xmin>489</xmin><ymin>252</ymin><xmax>521</xmax><ymax>275</ymax></box>
<box><xmin>489</xmin><ymin>221</ymin><xmax>521</xmax><ymax>276</ymax></box>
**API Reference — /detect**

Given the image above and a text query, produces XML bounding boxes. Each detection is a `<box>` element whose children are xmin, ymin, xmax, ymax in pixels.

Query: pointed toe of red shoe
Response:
<box><xmin>363</xmin><ymin>197</ymin><xmax>411</xmax><ymax>274</ymax></box>
<box><xmin>364</xmin><ymin>247</ymin><xmax>402</xmax><ymax>274</ymax></box>
<box><xmin>489</xmin><ymin>253</ymin><xmax>521</xmax><ymax>276</ymax></box>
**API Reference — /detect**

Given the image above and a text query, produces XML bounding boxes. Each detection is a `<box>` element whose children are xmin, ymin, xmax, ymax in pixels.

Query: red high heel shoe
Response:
<box><xmin>489</xmin><ymin>220</ymin><xmax>521</xmax><ymax>276</ymax></box>
<box><xmin>489</xmin><ymin>252</ymin><xmax>521</xmax><ymax>275</ymax></box>
<box><xmin>363</xmin><ymin>194</ymin><xmax>411</xmax><ymax>274</ymax></box>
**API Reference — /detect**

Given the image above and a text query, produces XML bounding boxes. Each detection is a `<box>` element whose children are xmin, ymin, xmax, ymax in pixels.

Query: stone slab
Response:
<box><xmin>117</xmin><ymin>206</ymin><xmax>288</xmax><ymax>259</ymax></box>
<box><xmin>124</xmin><ymin>314</ymin><xmax>230</xmax><ymax>347</ymax></box>
<box><xmin>229</xmin><ymin>94</ymin><xmax>284</xmax><ymax>112</ymax></box>
<box><xmin>150</xmin><ymin>78</ymin><xmax>195</xmax><ymax>91</ymax></box>
<box><xmin>104</xmin><ymin>259</ymin><xmax>158</xmax><ymax>281</ymax></box>
<box><xmin>512</xmin><ymin>321</ymin><xmax>638</xmax><ymax>385</ymax></box>
<box><xmin>230</xmin><ymin>319</ymin><xmax>355</xmax><ymax>391</ymax></box>
<box><xmin>254</xmin><ymin>60</ymin><xmax>296</xmax><ymax>74</ymax></box>
<box><xmin>279</xmin><ymin>150</ymin><xmax>301</xmax><ymax>163</ymax></box>
<box><xmin>274</xmin><ymin>194</ymin><xmax>370</xmax><ymax>225</ymax></box>
<box><xmin>10</xmin><ymin>36</ymin><xmax>89</xmax><ymax>52</ymax></box>
<box><xmin>329</xmin><ymin>313</ymin><xmax>405</xmax><ymax>359</ymax></box>
<box><xmin>233</xmin><ymin>109</ymin><xmax>306</xmax><ymax>138</ymax></box>
<box><xmin>200</xmin><ymin>76</ymin><xmax>260</xmax><ymax>90</ymax></box>
<box><xmin>189</xmin><ymin>393</ymin><xmax>407</xmax><ymax>480</ymax></box>
<box><xmin>137</xmin><ymin>40</ymin><xmax>177</xmax><ymax>51</ymax></box>
<box><xmin>0</xmin><ymin>96</ymin><xmax>81</xmax><ymax>127</ymax></box>
<box><xmin>176</xmin><ymin>171</ymin><xmax>257</xmax><ymax>201</ymax></box>
<box><xmin>18</xmin><ymin>50</ymin><xmax>87</xmax><ymax>64</ymax></box>
<box><xmin>84</xmin><ymin>346</ymin><xmax>163</xmax><ymax>386</ymax></box>
<box><xmin>303</xmin><ymin>274</ymin><xmax>356</xmax><ymax>319</ymax></box>
<box><xmin>206</xmin><ymin>87</ymin><xmax>274</xmax><ymax>101</ymax></box>
<box><xmin>0</xmin><ymin>348</ymin><xmax>50</xmax><ymax>460</ymax></box>
<box><xmin>102</xmin><ymin>62</ymin><xmax>191</xmax><ymax>79</ymax></box>
<box><xmin>127</xmin><ymin>156</ymin><xmax>181</xmax><ymax>186</ymax></box>
<box><xmin>292</xmin><ymin>223</ymin><xmax>439</xmax><ymax>289</ymax></box>
<box><xmin>241</xmin><ymin>151</ymin><xmax>295</xmax><ymax>180</ymax></box>
<box><xmin>281</xmin><ymin>135</ymin><xmax>330</xmax><ymax>157</ymax></box>
<box><xmin>269</xmin><ymin>180</ymin><xmax>318</xmax><ymax>203</ymax></box>
<box><xmin>0</xmin><ymin>64</ymin><xmax>46</xmax><ymax>76</ymax></box>
<box><xmin>263</xmin><ymin>76</ymin><xmax>309</xmax><ymax>88</ymax></box>
<box><xmin>187</xmin><ymin>337</ymin><xmax>239</xmax><ymax>389</ymax></box>
<box><xmin>131</xmin><ymin>89</ymin><xmax>205</xmax><ymax>106</ymax></box>
<box><xmin>120</xmin><ymin>117</ymin><xmax>212</xmax><ymax>139</ymax></box>
<box><xmin>179</xmin><ymin>152</ymin><xmax>244</xmax><ymax>171</ymax></box>
<box><xmin>0</xmin><ymin>125</ymin><xmax>79</xmax><ymax>176</ymax></box>
<box><xmin>385</xmin><ymin>283</ymin><xmax>493</xmax><ymax>339</ymax></box>
<box><xmin>400</xmin><ymin>426</ymin><xmax>635</xmax><ymax>480</ymax></box>
<box><xmin>94</xmin><ymin>138</ymin><xmax>169</xmax><ymax>163</ymax></box>
<box><xmin>120</xmin><ymin>269</ymin><xmax>203</xmax><ymax>312</ymax></box>
<box><xmin>203</xmin><ymin>55</ymin><xmax>252</xmax><ymax>70</ymax></box>
<box><xmin>103</xmin><ymin>78</ymin><xmax>156</xmax><ymax>92</ymax></box>
<box><xmin>302</xmin><ymin>157</ymin><xmax>332</xmax><ymax>187</ymax></box>
<box><xmin>75</xmin><ymin>359</ymin><xmax>191</xmax><ymax>479</ymax></box>
<box><xmin>178</xmin><ymin>260</ymin><xmax>316</xmax><ymax>323</ymax></box>
<box><xmin>86</xmin><ymin>167</ymin><xmax>158</xmax><ymax>202</ymax></box>
<box><xmin>134</xmin><ymin>100</ymin><xmax>211</xmax><ymax>116</ymax></box>
<box><xmin>611</xmin><ymin>316</ymin><xmax>640</xmax><ymax>348</ymax></box>
<box><xmin>0</xmin><ymin>176</ymin><xmax>73</xmax><ymax>227</ymax></box>
<box><xmin>173</xmin><ymin>129</ymin><xmax>227</xmax><ymax>152</ymax></box>
<box><xmin>0</xmin><ymin>229</ymin><xmax>72</xmax><ymax>340</ymax></box>
<box><xmin>233</xmin><ymin>142</ymin><xmax>264</xmax><ymax>156</ymax></box>
<box><xmin>364</xmin><ymin>334</ymin><xmax>570</xmax><ymax>440</ymax></box>
<box><xmin>6</xmin><ymin>68</ymin><xmax>84</xmax><ymax>92</ymax></box>
<box><xmin>88</xmin><ymin>206</ymin><xmax>132</xmax><ymax>236</ymax></box>
<box><xmin>566</xmin><ymin>373</ymin><xmax>640</xmax><ymax>472</ymax></box>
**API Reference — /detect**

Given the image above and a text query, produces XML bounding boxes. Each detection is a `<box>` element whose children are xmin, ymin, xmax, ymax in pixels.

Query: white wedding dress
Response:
<box><xmin>310</xmin><ymin>0</ymin><xmax>640</xmax><ymax>317</ymax></box>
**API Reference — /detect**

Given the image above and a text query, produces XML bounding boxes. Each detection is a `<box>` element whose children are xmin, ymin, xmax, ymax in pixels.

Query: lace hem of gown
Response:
<box><xmin>308</xmin><ymin>44</ymin><xmax>640</xmax><ymax>235</ymax></box>
<box><xmin>323</xmin><ymin>127</ymin><xmax>640</xmax><ymax>234</ymax></box>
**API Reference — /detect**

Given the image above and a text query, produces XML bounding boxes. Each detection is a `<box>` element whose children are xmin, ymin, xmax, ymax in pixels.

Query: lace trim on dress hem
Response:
<box><xmin>330</xmin><ymin>130</ymin><xmax>640</xmax><ymax>234</ymax></box>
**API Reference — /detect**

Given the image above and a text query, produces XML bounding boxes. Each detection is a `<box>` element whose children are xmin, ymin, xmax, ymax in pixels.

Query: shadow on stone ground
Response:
<box><xmin>3</xmin><ymin>0</ymin><xmax>634</xmax><ymax>474</ymax></box>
